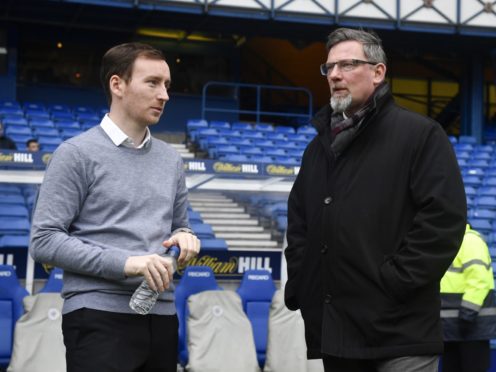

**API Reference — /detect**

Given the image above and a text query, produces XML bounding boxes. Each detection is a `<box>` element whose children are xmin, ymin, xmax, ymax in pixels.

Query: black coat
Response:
<box><xmin>285</xmin><ymin>87</ymin><xmax>467</xmax><ymax>359</ymax></box>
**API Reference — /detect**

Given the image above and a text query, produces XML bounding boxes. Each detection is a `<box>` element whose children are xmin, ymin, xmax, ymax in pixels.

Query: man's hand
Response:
<box><xmin>124</xmin><ymin>254</ymin><xmax>174</xmax><ymax>292</ymax></box>
<box><xmin>163</xmin><ymin>232</ymin><xmax>201</xmax><ymax>265</ymax></box>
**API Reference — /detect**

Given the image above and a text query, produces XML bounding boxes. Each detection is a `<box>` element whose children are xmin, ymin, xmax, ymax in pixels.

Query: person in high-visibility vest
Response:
<box><xmin>440</xmin><ymin>224</ymin><xmax>496</xmax><ymax>372</ymax></box>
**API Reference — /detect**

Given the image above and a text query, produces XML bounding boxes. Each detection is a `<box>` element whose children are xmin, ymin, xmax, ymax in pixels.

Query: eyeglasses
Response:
<box><xmin>320</xmin><ymin>59</ymin><xmax>378</xmax><ymax>76</ymax></box>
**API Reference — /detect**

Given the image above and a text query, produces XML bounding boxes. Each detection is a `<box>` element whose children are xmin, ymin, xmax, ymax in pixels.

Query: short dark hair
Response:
<box><xmin>26</xmin><ymin>138</ymin><xmax>38</xmax><ymax>147</ymax></box>
<box><xmin>100</xmin><ymin>42</ymin><xmax>166</xmax><ymax>105</ymax></box>
<box><xmin>326</xmin><ymin>28</ymin><xmax>387</xmax><ymax>66</ymax></box>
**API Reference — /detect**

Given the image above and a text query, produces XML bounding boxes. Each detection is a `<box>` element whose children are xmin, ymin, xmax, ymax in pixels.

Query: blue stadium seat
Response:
<box><xmin>200</xmin><ymin>239</ymin><xmax>228</xmax><ymax>251</ymax></box>
<box><xmin>476</xmin><ymin>196</ymin><xmax>496</xmax><ymax>209</ymax></box>
<box><xmin>175</xmin><ymin>266</ymin><xmax>221</xmax><ymax>366</ymax></box>
<box><xmin>38</xmin><ymin>136</ymin><xmax>62</xmax><ymax>146</ymax></box>
<box><xmin>0</xmin><ymin>195</ymin><xmax>25</xmax><ymax>205</ymax></box>
<box><xmin>462</xmin><ymin>167</ymin><xmax>485</xmax><ymax>177</ymax></box>
<box><xmin>249</xmin><ymin>155</ymin><xmax>273</xmax><ymax>163</ymax></box>
<box><xmin>467</xmin><ymin>159</ymin><xmax>489</xmax><ymax>168</ymax></box>
<box><xmin>455</xmin><ymin>150</ymin><xmax>471</xmax><ymax>160</ymax></box>
<box><xmin>25</xmin><ymin>110</ymin><xmax>50</xmax><ymax>120</ymax></box>
<box><xmin>472</xmin><ymin>152</ymin><xmax>491</xmax><ymax>160</ymax></box>
<box><xmin>209</xmin><ymin>121</ymin><xmax>230</xmax><ymax>129</ymax></box>
<box><xmin>34</xmin><ymin>127</ymin><xmax>59</xmax><ymax>137</ymax></box>
<box><xmin>462</xmin><ymin>175</ymin><xmax>482</xmax><ymax>187</ymax></box>
<box><xmin>484</xmin><ymin>177</ymin><xmax>496</xmax><ymax>187</ymax></box>
<box><xmin>29</xmin><ymin>118</ymin><xmax>55</xmax><ymax>128</ymax></box>
<box><xmin>237</xmin><ymin>270</ymin><xmax>276</xmax><ymax>368</ymax></box>
<box><xmin>61</xmin><ymin>129</ymin><xmax>83</xmax><ymax>139</ymax></box>
<box><xmin>0</xmin><ymin>101</ymin><xmax>21</xmax><ymax>110</ymax></box>
<box><xmin>448</xmin><ymin>135</ymin><xmax>457</xmax><ymax>145</ymax></box>
<box><xmin>274</xmin><ymin>125</ymin><xmax>295</xmax><ymax>134</ymax></box>
<box><xmin>297</xmin><ymin>125</ymin><xmax>317</xmax><ymax>135</ymax></box>
<box><xmin>272</xmin><ymin>156</ymin><xmax>300</xmax><ymax>165</ymax></box>
<box><xmin>38</xmin><ymin>267</ymin><xmax>64</xmax><ymax>293</ymax></box>
<box><xmin>220</xmin><ymin>154</ymin><xmax>250</xmax><ymax>162</ymax></box>
<box><xmin>254</xmin><ymin>123</ymin><xmax>274</xmax><ymax>132</ymax></box>
<box><xmin>477</xmin><ymin>187</ymin><xmax>496</xmax><ymax>196</ymax></box>
<box><xmin>286</xmin><ymin>133</ymin><xmax>308</xmax><ymax>143</ymax></box>
<box><xmin>190</xmin><ymin>223</ymin><xmax>215</xmax><ymax>240</ymax></box>
<box><xmin>0</xmin><ymin>184</ymin><xmax>22</xmax><ymax>195</ymax></box>
<box><xmin>187</xmin><ymin>210</ymin><xmax>203</xmax><ymax>224</ymax></box>
<box><xmin>454</xmin><ymin>143</ymin><xmax>474</xmax><ymax>152</ymax></box>
<box><xmin>0</xmin><ymin>218</ymin><xmax>30</xmax><ymax>235</ymax></box>
<box><xmin>51</xmin><ymin>111</ymin><xmax>74</xmax><ymax>121</ymax></box>
<box><xmin>0</xmin><ymin>205</ymin><xmax>29</xmax><ymax>218</ymax></box>
<box><xmin>232</xmin><ymin>122</ymin><xmax>253</xmax><ymax>131</ymax></box>
<box><xmin>186</xmin><ymin>119</ymin><xmax>208</xmax><ymax>132</ymax></box>
<box><xmin>0</xmin><ymin>265</ymin><xmax>29</xmax><ymax>368</ymax></box>
<box><xmin>459</xmin><ymin>135</ymin><xmax>477</xmax><ymax>144</ymax></box>
<box><xmin>241</xmin><ymin>147</ymin><xmax>264</xmax><ymax>156</ymax></box>
<box><xmin>5</xmin><ymin>126</ymin><xmax>32</xmax><ymax>136</ymax></box>
<box><xmin>471</xmin><ymin>208</ymin><xmax>496</xmax><ymax>219</ymax></box>
<box><xmin>468</xmin><ymin>218</ymin><xmax>493</xmax><ymax>235</ymax></box>
<box><xmin>76</xmin><ymin>112</ymin><xmax>100</xmax><ymax>122</ymax></box>
<box><xmin>216</xmin><ymin>145</ymin><xmax>239</xmax><ymax>158</ymax></box>
<box><xmin>265</xmin><ymin>132</ymin><xmax>287</xmax><ymax>141</ymax></box>
<box><xmin>0</xmin><ymin>107</ymin><xmax>24</xmax><ymax>117</ymax></box>
<box><xmin>54</xmin><ymin>120</ymin><xmax>80</xmax><ymax>130</ymax></box>
<box><xmin>264</xmin><ymin>148</ymin><xmax>286</xmax><ymax>157</ymax></box>
<box><xmin>243</xmin><ymin>131</ymin><xmax>265</xmax><ymax>140</ymax></box>
<box><xmin>74</xmin><ymin>106</ymin><xmax>96</xmax><ymax>115</ymax></box>
<box><xmin>0</xmin><ymin>234</ymin><xmax>29</xmax><ymax>249</ymax></box>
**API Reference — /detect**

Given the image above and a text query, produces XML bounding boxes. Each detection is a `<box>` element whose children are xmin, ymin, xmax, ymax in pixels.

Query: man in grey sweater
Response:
<box><xmin>30</xmin><ymin>42</ymin><xmax>200</xmax><ymax>372</ymax></box>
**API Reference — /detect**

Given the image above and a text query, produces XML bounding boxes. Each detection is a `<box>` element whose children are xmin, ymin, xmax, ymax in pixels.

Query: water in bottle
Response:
<box><xmin>129</xmin><ymin>246</ymin><xmax>180</xmax><ymax>315</ymax></box>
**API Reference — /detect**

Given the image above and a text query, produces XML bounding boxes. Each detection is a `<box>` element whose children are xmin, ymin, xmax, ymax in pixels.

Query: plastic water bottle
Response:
<box><xmin>129</xmin><ymin>246</ymin><xmax>180</xmax><ymax>315</ymax></box>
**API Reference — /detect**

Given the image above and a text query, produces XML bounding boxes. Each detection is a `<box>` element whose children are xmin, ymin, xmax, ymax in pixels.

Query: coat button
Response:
<box><xmin>324</xmin><ymin>294</ymin><xmax>332</xmax><ymax>304</ymax></box>
<box><xmin>324</xmin><ymin>196</ymin><xmax>332</xmax><ymax>205</ymax></box>
<box><xmin>321</xmin><ymin>244</ymin><xmax>328</xmax><ymax>254</ymax></box>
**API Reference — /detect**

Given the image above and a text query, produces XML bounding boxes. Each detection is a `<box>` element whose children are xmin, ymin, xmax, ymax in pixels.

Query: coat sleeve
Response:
<box><xmin>380</xmin><ymin>123</ymin><xmax>467</xmax><ymax>302</ymax></box>
<box><xmin>30</xmin><ymin>143</ymin><xmax>132</xmax><ymax>280</ymax></box>
<box><xmin>284</xmin><ymin>153</ymin><xmax>308</xmax><ymax>310</ymax></box>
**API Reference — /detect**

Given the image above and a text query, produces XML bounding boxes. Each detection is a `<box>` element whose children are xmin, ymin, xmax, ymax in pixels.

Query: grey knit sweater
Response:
<box><xmin>30</xmin><ymin>126</ymin><xmax>190</xmax><ymax>315</ymax></box>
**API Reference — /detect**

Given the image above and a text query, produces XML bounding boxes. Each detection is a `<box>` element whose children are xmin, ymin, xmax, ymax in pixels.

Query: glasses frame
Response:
<box><xmin>320</xmin><ymin>59</ymin><xmax>378</xmax><ymax>76</ymax></box>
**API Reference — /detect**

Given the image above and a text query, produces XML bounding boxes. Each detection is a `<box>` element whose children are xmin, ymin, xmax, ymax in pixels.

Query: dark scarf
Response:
<box><xmin>330</xmin><ymin>82</ymin><xmax>388</xmax><ymax>156</ymax></box>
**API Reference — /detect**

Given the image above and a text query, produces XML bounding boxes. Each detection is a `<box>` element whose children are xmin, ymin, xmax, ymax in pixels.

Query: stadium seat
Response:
<box><xmin>188</xmin><ymin>210</ymin><xmax>203</xmax><ymax>224</ymax></box>
<box><xmin>249</xmin><ymin>155</ymin><xmax>274</xmax><ymax>163</ymax></box>
<box><xmin>38</xmin><ymin>136</ymin><xmax>62</xmax><ymax>146</ymax></box>
<box><xmin>29</xmin><ymin>118</ymin><xmax>54</xmax><ymax>128</ymax></box>
<box><xmin>241</xmin><ymin>147</ymin><xmax>263</xmax><ymax>156</ymax></box>
<box><xmin>209</xmin><ymin>121</ymin><xmax>230</xmax><ymax>129</ymax></box>
<box><xmin>0</xmin><ymin>234</ymin><xmax>30</xmax><ymax>249</ymax></box>
<box><xmin>54</xmin><ymin>120</ymin><xmax>80</xmax><ymax>130</ymax></box>
<box><xmin>0</xmin><ymin>195</ymin><xmax>25</xmax><ymax>205</ymax></box>
<box><xmin>0</xmin><ymin>217</ymin><xmax>31</xmax><ymax>235</ymax></box>
<box><xmin>0</xmin><ymin>184</ymin><xmax>22</xmax><ymax>195</ymax></box>
<box><xmin>237</xmin><ymin>269</ymin><xmax>276</xmax><ymax>368</ymax></box>
<box><xmin>265</xmin><ymin>132</ymin><xmax>287</xmax><ymax>141</ymax></box>
<box><xmin>297</xmin><ymin>125</ymin><xmax>317</xmax><ymax>135</ymax></box>
<box><xmin>0</xmin><ymin>205</ymin><xmax>29</xmax><ymax>218</ymax></box>
<box><xmin>0</xmin><ymin>265</ymin><xmax>29</xmax><ymax>368</ymax></box>
<box><xmin>200</xmin><ymin>239</ymin><xmax>228</xmax><ymax>251</ymax></box>
<box><xmin>34</xmin><ymin>127</ymin><xmax>60</xmax><ymax>137</ymax></box>
<box><xmin>274</xmin><ymin>125</ymin><xmax>295</xmax><ymax>134</ymax></box>
<box><xmin>175</xmin><ymin>266</ymin><xmax>222</xmax><ymax>366</ymax></box>
<box><xmin>60</xmin><ymin>129</ymin><xmax>83</xmax><ymax>139</ymax></box>
<box><xmin>186</xmin><ymin>290</ymin><xmax>259</xmax><ymax>372</ymax></box>
<box><xmin>186</xmin><ymin>119</ymin><xmax>208</xmax><ymax>132</ymax></box>
<box><xmin>254</xmin><ymin>123</ymin><xmax>274</xmax><ymax>132</ymax></box>
<box><xmin>38</xmin><ymin>267</ymin><xmax>64</xmax><ymax>293</ymax></box>
<box><xmin>459</xmin><ymin>135</ymin><xmax>477</xmax><ymax>144</ymax></box>
<box><xmin>50</xmin><ymin>111</ymin><xmax>74</xmax><ymax>121</ymax></box>
<box><xmin>190</xmin><ymin>223</ymin><xmax>215</xmax><ymax>240</ymax></box>
<box><xmin>220</xmin><ymin>154</ymin><xmax>250</xmax><ymax>162</ymax></box>
<box><xmin>232</xmin><ymin>122</ymin><xmax>253</xmax><ymax>131</ymax></box>
<box><xmin>5</xmin><ymin>126</ymin><xmax>32</xmax><ymax>136</ymax></box>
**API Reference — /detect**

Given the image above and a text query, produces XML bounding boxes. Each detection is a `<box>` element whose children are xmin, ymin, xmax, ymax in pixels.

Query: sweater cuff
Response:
<box><xmin>171</xmin><ymin>227</ymin><xmax>196</xmax><ymax>236</ymax></box>
<box><xmin>101</xmin><ymin>249</ymin><xmax>134</xmax><ymax>280</ymax></box>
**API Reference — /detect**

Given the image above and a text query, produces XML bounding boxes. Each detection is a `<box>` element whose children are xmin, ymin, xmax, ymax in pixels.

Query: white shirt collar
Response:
<box><xmin>100</xmin><ymin>114</ymin><xmax>151</xmax><ymax>149</ymax></box>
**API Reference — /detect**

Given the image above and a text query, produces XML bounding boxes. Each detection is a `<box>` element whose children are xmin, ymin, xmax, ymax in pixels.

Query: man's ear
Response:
<box><xmin>109</xmin><ymin>75</ymin><xmax>125</xmax><ymax>99</ymax></box>
<box><xmin>373</xmin><ymin>63</ymin><xmax>386</xmax><ymax>85</ymax></box>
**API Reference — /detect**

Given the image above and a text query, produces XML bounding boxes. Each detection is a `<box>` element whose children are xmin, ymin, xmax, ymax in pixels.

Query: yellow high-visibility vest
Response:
<box><xmin>440</xmin><ymin>224</ymin><xmax>494</xmax><ymax>312</ymax></box>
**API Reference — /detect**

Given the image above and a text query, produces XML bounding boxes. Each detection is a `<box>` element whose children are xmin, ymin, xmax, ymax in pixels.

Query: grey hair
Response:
<box><xmin>326</xmin><ymin>28</ymin><xmax>387</xmax><ymax>65</ymax></box>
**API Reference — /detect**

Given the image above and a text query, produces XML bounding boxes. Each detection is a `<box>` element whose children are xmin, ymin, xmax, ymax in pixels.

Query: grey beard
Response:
<box><xmin>330</xmin><ymin>94</ymin><xmax>352</xmax><ymax>113</ymax></box>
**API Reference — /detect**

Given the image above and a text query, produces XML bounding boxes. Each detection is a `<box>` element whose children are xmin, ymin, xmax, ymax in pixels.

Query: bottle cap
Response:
<box><xmin>168</xmin><ymin>246</ymin><xmax>180</xmax><ymax>258</ymax></box>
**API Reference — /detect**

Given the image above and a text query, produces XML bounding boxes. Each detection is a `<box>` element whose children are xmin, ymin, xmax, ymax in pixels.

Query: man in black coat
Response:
<box><xmin>284</xmin><ymin>28</ymin><xmax>467</xmax><ymax>372</ymax></box>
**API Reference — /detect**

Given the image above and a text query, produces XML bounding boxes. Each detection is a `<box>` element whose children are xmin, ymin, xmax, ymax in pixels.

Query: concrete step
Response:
<box><xmin>190</xmin><ymin>202</ymin><xmax>240</xmax><ymax>208</ymax></box>
<box><xmin>193</xmin><ymin>206</ymin><xmax>245</xmax><ymax>213</ymax></box>
<box><xmin>204</xmin><ymin>218</ymin><xmax>259</xmax><ymax>225</ymax></box>
<box><xmin>216</xmin><ymin>232</ymin><xmax>272</xmax><ymax>240</ymax></box>
<box><xmin>200</xmin><ymin>213</ymin><xmax>250</xmax><ymax>219</ymax></box>
<box><xmin>213</xmin><ymin>226</ymin><xmax>264</xmax><ymax>232</ymax></box>
<box><xmin>180</xmin><ymin>153</ymin><xmax>194</xmax><ymax>159</ymax></box>
<box><xmin>226</xmin><ymin>239</ymin><xmax>279</xmax><ymax>247</ymax></box>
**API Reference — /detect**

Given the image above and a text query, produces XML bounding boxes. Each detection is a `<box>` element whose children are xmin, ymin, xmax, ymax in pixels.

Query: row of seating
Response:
<box><xmin>187</xmin><ymin>118</ymin><xmax>317</xmax><ymax>135</ymax></box>
<box><xmin>0</xmin><ymin>100</ymin><xmax>105</xmax><ymax>122</ymax></box>
<box><xmin>0</xmin><ymin>265</ymin><xmax>284</xmax><ymax>371</ymax></box>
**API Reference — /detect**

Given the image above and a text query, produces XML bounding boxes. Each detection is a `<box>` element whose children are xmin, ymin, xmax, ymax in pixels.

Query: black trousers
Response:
<box><xmin>442</xmin><ymin>341</ymin><xmax>490</xmax><ymax>372</ymax></box>
<box><xmin>62</xmin><ymin>308</ymin><xmax>178</xmax><ymax>372</ymax></box>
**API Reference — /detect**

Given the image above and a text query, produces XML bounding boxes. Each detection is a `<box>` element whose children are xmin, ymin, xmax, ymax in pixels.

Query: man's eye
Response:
<box><xmin>341</xmin><ymin>62</ymin><xmax>354</xmax><ymax>69</ymax></box>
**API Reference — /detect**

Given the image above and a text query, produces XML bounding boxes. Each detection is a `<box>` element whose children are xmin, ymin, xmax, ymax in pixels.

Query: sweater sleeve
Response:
<box><xmin>380</xmin><ymin>123</ymin><xmax>467</xmax><ymax>302</ymax></box>
<box><xmin>30</xmin><ymin>143</ymin><xmax>131</xmax><ymax>280</ymax></box>
<box><xmin>171</xmin><ymin>156</ymin><xmax>191</xmax><ymax>234</ymax></box>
